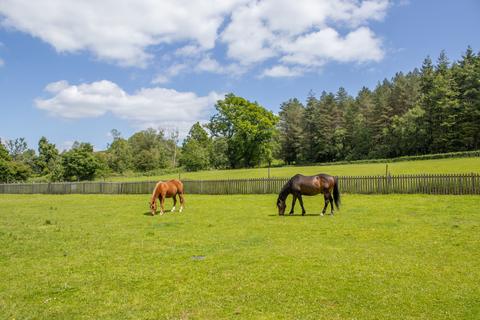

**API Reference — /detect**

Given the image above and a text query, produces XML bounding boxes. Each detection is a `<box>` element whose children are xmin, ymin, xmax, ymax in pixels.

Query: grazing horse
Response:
<box><xmin>149</xmin><ymin>179</ymin><xmax>185</xmax><ymax>216</ymax></box>
<box><xmin>276</xmin><ymin>174</ymin><xmax>340</xmax><ymax>216</ymax></box>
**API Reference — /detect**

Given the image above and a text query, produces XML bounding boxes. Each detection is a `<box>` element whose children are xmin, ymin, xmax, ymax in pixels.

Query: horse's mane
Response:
<box><xmin>278</xmin><ymin>174</ymin><xmax>300</xmax><ymax>201</ymax></box>
<box><xmin>150</xmin><ymin>181</ymin><xmax>163</xmax><ymax>203</ymax></box>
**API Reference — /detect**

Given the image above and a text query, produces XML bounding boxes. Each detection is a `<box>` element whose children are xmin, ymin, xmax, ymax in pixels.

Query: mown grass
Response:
<box><xmin>101</xmin><ymin>157</ymin><xmax>480</xmax><ymax>182</ymax></box>
<box><xmin>1</xmin><ymin>194</ymin><xmax>479</xmax><ymax>319</ymax></box>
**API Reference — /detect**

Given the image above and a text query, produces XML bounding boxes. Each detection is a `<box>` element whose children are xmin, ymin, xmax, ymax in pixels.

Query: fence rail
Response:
<box><xmin>0</xmin><ymin>174</ymin><xmax>479</xmax><ymax>195</ymax></box>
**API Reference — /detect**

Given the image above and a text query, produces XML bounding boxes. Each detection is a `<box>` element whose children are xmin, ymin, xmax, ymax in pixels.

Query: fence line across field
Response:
<box><xmin>0</xmin><ymin>173</ymin><xmax>479</xmax><ymax>195</ymax></box>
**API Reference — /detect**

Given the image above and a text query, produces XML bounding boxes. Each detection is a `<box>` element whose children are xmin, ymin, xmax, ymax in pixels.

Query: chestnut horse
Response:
<box><xmin>276</xmin><ymin>174</ymin><xmax>340</xmax><ymax>216</ymax></box>
<box><xmin>149</xmin><ymin>179</ymin><xmax>185</xmax><ymax>215</ymax></box>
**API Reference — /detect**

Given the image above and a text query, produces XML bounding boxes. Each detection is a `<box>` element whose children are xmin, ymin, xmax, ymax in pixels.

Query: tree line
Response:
<box><xmin>278</xmin><ymin>47</ymin><xmax>480</xmax><ymax>164</ymax></box>
<box><xmin>1</xmin><ymin>47</ymin><xmax>479</xmax><ymax>182</ymax></box>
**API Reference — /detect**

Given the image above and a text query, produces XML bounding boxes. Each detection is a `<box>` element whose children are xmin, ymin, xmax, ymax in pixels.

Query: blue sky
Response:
<box><xmin>0</xmin><ymin>0</ymin><xmax>479</xmax><ymax>151</ymax></box>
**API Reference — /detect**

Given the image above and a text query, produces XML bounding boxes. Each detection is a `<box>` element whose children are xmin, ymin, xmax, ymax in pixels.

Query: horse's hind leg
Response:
<box><xmin>298</xmin><ymin>195</ymin><xmax>306</xmax><ymax>216</ymax></box>
<box><xmin>171</xmin><ymin>195</ymin><xmax>177</xmax><ymax>212</ymax></box>
<box><xmin>321</xmin><ymin>193</ymin><xmax>330</xmax><ymax>216</ymax></box>
<box><xmin>289</xmin><ymin>195</ymin><xmax>297</xmax><ymax>215</ymax></box>
<box><xmin>329</xmin><ymin>194</ymin><xmax>334</xmax><ymax>215</ymax></box>
<box><xmin>179</xmin><ymin>193</ymin><xmax>185</xmax><ymax>213</ymax></box>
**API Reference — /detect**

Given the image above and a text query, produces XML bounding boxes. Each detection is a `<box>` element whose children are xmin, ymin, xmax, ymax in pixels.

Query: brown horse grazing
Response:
<box><xmin>276</xmin><ymin>174</ymin><xmax>340</xmax><ymax>216</ymax></box>
<box><xmin>149</xmin><ymin>179</ymin><xmax>185</xmax><ymax>216</ymax></box>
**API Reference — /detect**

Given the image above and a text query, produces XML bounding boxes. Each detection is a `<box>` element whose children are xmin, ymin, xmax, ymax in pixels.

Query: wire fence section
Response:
<box><xmin>0</xmin><ymin>174</ymin><xmax>479</xmax><ymax>195</ymax></box>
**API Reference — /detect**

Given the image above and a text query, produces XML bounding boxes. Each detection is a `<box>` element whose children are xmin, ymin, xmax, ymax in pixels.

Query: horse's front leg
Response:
<box><xmin>151</xmin><ymin>200</ymin><xmax>157</xmax><ymax>216</ymax></box>
<box><xmin>171</xmin><ymin>195</ymin><xmax>177</xmax><ymax>212</ymax></box>
<box><xmin>321</xmin><ymin>193</ymin><xmax>330</xmax><ymax>216</ymax></box>
<box><xmin>289</xmin><ymin>195</ymin><xmax>297</xmax><ymax>215</ymax></box>
<box><xmin>298</xmin><ymin>195</ymin><xmax>306</xmax><ymax>216</ymax></box>
<box><xmin>159</xmin><ymin>196</ymin><xmax>165</xmax><ymax>215</ymax></box>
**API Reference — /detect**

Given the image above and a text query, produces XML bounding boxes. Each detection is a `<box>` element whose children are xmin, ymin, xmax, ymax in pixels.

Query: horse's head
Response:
<box><xmin>277</xmin><ymin>198</ymin><xmax>286</xmax><ymax>216</ymax></box>
<box><xmin>149</xmin><ymin>200</ymin><xmax>157</xmax><ymax>216</ymax></box>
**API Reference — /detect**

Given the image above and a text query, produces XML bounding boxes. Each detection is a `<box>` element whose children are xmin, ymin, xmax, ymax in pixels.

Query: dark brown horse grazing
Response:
<box><xmin>276</xmin><ymin>174</ymin><xmax>340</xmax><ymax>216</ymax></box>
<box><xmin>149</xmin><ymin>179</ymin><xmax>185</xmax><ymax>215</ymax></box>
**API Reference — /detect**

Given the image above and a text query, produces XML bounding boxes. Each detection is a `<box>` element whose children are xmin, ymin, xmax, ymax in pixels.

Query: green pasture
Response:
<box><xmin>1</xmin><ymin>193</ymin><xmax>479</xmax><ymax>319</ymax></box>
<box><xmin>102</xmin><ymin>157</ymin><xmax>480</xmax><ymax>182</ymax></box>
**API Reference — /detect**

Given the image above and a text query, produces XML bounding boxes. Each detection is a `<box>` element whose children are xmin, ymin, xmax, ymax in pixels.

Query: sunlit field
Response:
<box><xmin>101</xmin><ymin>157</ymin><xmax>480</xmax><ymax>182</ymax></box>
<box><xmin>1</xmin><ymin>194</ymin><xmax>479</xmax><ymax>319</ymax></box>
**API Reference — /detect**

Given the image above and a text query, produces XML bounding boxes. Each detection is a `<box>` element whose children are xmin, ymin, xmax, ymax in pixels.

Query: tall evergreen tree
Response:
<box><xmin>453</xmin><ymin>47</ymin><xmax>480</xmax><ymax>150</ymax></box>
<box><xmin>370</xmin><ymin>79</ymin><xmax>393</xmax><ymax>157</ymax></box>
<box><xmin>278</xmin><ymin>98</ymin><xmax>305</xmax><ymax>164</ymax></box>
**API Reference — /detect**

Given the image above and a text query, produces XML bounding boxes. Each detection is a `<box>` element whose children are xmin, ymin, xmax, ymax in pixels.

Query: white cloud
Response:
<box><xmin>280</xmin><ymin>27</ymin><xmax>384</xmax><ymax>66</ymax></box>
<box><xmin>260</xmin><ymin>65</ymin><xmax>304</xmax><ymax>78</ymax></box>
<box><xmin>35</xmin><ymin>80</ymin><xmax>223</xmax><ymax>137</ymax></box>
<box><xmin>152</xmin><ymin>63</ymin><xmax>188</xmax><ymax>84</ymax></box>
<box><xmin>195</xmin><ymin>56</ymin><xmax>246</xmax><ymax>76</ymax></box>
<box><xmin>221</xmin><ymin>0</ymin><xmax>388</xmax><ymax>72</ymax></box>
<box><xmin>0</xmin><ymin>0</ymin><xmax>389</xmax><ymax>75</ymax></box>
<box><xmin>0</xmin><ymin>0</ymin><xmax>248</xmax><ymax>67</ymax></box>
<box><xmin>175</xmin><ymin>45</ymin><xmax>205</xmax><ymax>57</ymax></box>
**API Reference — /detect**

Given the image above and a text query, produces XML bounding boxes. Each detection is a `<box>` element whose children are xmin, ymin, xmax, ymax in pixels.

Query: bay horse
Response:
<box><xmin>276</xmin><ymin>174</ymin><xmax>340</xmax><ymax>216</ymax></box>
<box><xmin>149</xmin><ymin>179</ymin><xmax>185</xmax><ymax>216</ymax></box>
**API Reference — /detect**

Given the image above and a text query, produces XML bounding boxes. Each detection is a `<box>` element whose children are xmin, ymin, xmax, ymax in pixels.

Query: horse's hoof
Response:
<box><xmin>302</xmin><ymin>212</ymin><xmax>306</xmax><ymax>216</ymax></box>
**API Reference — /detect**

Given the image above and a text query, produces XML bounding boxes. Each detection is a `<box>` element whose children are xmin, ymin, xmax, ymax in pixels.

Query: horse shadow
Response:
<box><xmin>268</xmin><ymin>213</ymin><xmax>323</xmax><ymax>217</ymax></box>
<box><xmin>143</xmin><ymin>209</ymin><xmax>174</xmax><ymax>216</ymax></box>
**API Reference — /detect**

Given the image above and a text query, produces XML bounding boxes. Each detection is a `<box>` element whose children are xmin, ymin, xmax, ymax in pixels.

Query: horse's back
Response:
<box><xmin>290</xmin><ymin>173</ymin><xmax>335</xmax><ymax>195</ymax></box>
<box><xmin>316</xmin><ymin>174</ymin><xmax>336</xmax><ymax>191</ymax></box>
<box><xmin>168</xmin><ymin>179</ymin><xmax>184</xmax><ymax>193</ymax></box>
<box><xmin>159</xmin><ymin>179</ymin><xmax>183</xmax><ymax>196</ymax></box>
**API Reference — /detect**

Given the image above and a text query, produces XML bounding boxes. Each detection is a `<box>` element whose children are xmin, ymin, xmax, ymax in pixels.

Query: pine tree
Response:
<box><xmin>452</xmin><ymin>47</ymin><xmax>480</xmax><ymax>150</ymax></box>
<box><xmin>278</xmin><ymin>98</ymin><xmax>305</xmax><ymax>164</ymax></box>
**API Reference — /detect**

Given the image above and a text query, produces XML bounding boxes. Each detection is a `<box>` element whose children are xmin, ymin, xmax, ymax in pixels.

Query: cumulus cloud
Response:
<box><xmin>279</xmin><ymin>27</ymin><xmax>384</xmax><ymax>66</ymax></box>
<box><xmin>223</xmin><ymin>0</ymin><xmax>388</xmax><ymax>73</ymax></box>
<box><xmin>195</xmin><ymin>56</ymin><xmax>246</xmax><ymax>76</ymax></box>
<box><xmin>1</xmin><ymin>0</ymin><xmax>389</xmax><ymax>76</ymax></box>
<box><xmin>152</xmin><ymin>64</ymin><xmax>188</xmax><ymax>84</ymax></box>
<box><xmin>0</xmin><ymin>0</ymin><xmax>248</xmax><ymax>66</ymax></box>
<box><xmin>35</xmin><ymin>80</ymin><xmax>223</xmax><ymax>136</ymax></box>
<box><xmin>260</xmin><ymin>65</ymin><xmax>304</xmax><ymax>78</ymax></box>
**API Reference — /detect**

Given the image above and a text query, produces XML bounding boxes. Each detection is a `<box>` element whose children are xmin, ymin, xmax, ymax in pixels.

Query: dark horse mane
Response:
<box><xmin>277</xmin><ymin>174</ymin><xmax>301</xmax><ymax>202</ymax></box>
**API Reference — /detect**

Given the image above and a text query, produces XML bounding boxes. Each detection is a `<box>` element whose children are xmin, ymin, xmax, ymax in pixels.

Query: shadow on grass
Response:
<box><xmin>143</xmin><ymin>209</ymin><xmax>174</xmax><ymax>216</ymax></box>
<box><xmin>267</xmin><ymin>213</ymin><xmax>326</xmax><ymax>217</ymax></box>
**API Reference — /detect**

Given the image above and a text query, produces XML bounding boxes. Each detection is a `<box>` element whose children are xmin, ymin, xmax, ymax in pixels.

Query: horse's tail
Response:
<box><xmin>333</xmin><ymin>176</ymin><xmax>341</xmax><ymax>210</ymax></box>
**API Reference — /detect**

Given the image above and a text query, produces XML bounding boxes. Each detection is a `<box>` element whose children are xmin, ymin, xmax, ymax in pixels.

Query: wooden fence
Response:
<box><xmin>0</xmin><ymin>174</ymin><xmax>479</xmax><ymax>195</ymax></box>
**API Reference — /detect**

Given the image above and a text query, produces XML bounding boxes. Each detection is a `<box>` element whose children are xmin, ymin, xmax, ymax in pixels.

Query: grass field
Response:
<box><xmin>1</xmin><ymin>193</ymin><xmax>479</xmax><ymax>319</ymax></box>
<box><xmin>102</xmin><ymin>157</ymin><xmax>480</xmax><ymax>182</ymax></box>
